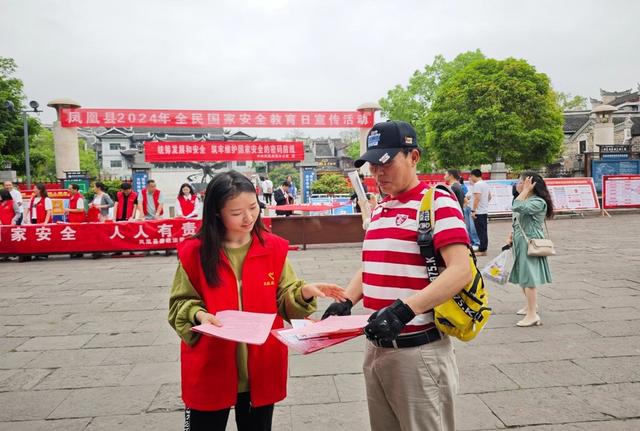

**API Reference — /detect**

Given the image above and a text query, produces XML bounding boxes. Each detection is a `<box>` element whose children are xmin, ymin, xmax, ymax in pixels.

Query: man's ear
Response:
<box><xmin>411</xmin><ymin>149</ymin><xmax>421</xmax><ymax>165</ymax></box>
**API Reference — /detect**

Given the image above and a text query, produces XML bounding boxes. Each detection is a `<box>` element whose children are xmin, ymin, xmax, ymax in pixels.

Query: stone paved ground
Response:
<box><xmin>0</xmin><ymin>213</ymin><xmax>639</xmax><ymax>430</ymax></box>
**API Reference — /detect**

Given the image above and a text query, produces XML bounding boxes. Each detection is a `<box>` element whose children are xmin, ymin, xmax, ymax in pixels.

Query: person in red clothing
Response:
<box><xmin>113</xmin><ymin>182</ymin><xmax>138</xmax><ymax>221</ymax></box>
<box><xmin>64</xmin><ymin>184</ymin><xmax>86</xmax><ymax>223</ymax></box>
<box><xmin>138</xmin><ymin>179</ymin><xmax>164</xmax><ymax>220</ymax></box>
<box><xmin>28</xmin><ymin>183</ymin><xmax>52</xmax><ymax>224</ymax></box>
<box><xmin>0</xmin><ymin>189</ymin><xmax>20</xmax><ymax>225</ymax></box>
<box><xmin>175</xmin><ymin>182</ymin><xmax>200</xmax><ymax>218</ymax></box>
<box><xmin>169</xmin><ymin>170</ymin><xmax>346</xmax><ymax>431</ymax></box>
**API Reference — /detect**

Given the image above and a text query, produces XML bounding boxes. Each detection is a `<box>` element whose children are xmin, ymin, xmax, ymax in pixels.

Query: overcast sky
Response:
<box><xmin>1</xmin><ymin>0</ymin><xmax>639</xmax><ymax>138</ymax></box>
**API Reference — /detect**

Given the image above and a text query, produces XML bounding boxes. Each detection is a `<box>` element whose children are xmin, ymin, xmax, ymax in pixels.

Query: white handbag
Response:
<box><xmin>515</xmin><ymin>217</ymin><xmax>555</xmax><ymax>257</ymax></box>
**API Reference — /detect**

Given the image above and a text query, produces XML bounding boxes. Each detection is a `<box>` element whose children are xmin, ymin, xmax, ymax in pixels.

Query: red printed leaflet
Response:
<box><xmin>60</xmin><ymin>109</ymin><xmax>374</xmax><ymax>129</ymax></box>
<box><xmin>144</xmin><ymin>141</ymin><xmax>304</xmax><ymax>162</ymax></box>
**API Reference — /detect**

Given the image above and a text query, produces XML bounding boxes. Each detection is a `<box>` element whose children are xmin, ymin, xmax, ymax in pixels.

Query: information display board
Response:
<box><xmin>545</xmin><ymin>177</ymin><xmax>600</xmax><ymax>211</ymax></box>
<box><xmin>592</xmin><ymin>160</ymin><xmax>640</xmax><ymax>192</ymax></box>
<box><xmin>602</xmin><ymin>175</ymin><xmax>640</xmax><ymax>209</ymax></box>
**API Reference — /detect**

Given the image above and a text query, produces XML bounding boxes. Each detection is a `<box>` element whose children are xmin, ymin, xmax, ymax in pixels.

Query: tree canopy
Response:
<box><xmin>426</xmin><ymin>57</ymin><xmax>564</xmax><ymax>169</ymax></box>
<box><xmin>555</xmin><ymin>91</ymin><xmax>588</xmax><ymax>111</ymax></box>
<box><xmin>378</xmin><ymin>50</ymin><xmax>486</xmax><ymax>171</ymax></box>
<box><xmin>310</xmin><ymin>173</ymin><xmax>350</xmax><ymax>194</ymax></box>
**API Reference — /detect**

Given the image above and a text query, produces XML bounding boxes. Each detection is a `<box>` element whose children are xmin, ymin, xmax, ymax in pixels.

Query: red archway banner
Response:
<box><xmin>60</xmin><ymin>108</ymin><xmax>374</xmax><ymax>129</ymax></box>
<box><xmin>144</xmin><ymin>141</ymin><xmax>304</xmax><ymax>162</ymax></box>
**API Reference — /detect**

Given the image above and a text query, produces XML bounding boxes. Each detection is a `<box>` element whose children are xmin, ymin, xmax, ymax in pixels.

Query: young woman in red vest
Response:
<box><xmin>65</xmin><ymin>184</ymin><xmax>86</xmax><ymax>223</ymax></box>
<box><xmin>28</xmin><ymin>183</ymin><xmax>52</xmax><ymax>224</ymax></box>
<box><xmin>0</xmin><ymin>189</ymin><xmax>21</xmax><ymax>225</ymax></box>
<box><xmin>169</xmin><ymin>170</ymin><xmax>346</xmax><ymax>431</ymax></box>
<box><xmin>175</xmin><ymin>183</ymin><xmax>200</xmax><ymax>218</ymax></box>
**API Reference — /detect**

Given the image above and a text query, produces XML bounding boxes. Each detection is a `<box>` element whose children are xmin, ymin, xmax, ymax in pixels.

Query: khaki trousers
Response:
<box><xmin>363</xmin><ymin>335</ymin><xmax>458</xmax><ymax>431</ymax></box>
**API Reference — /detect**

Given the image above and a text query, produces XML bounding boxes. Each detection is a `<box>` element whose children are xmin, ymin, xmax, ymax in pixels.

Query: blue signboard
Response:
<box><xmin>332</xmin><ymin>197</ymin><xmax>354</xmax><ymax>215</ymax></box>
<box><xmin>302</xmin><ymin>168</ymin><xmax>316</xmax><ymax>203</ymax></box>
<box><xmin>132</xmin><ymin>171</ymin><xmax>149</xmax><ymax>194</ymax></box>
<box><xmin>592</xmin><ymin>160</ymin><xmax>640</xmax><ymax>192</ymax></box>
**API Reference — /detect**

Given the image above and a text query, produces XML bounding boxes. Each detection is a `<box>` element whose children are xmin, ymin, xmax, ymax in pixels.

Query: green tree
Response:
<box><xmin>379</xmin><ymin>50</ymin><xmax>486</xmax><ymax>171</ymax></box>
<box><xmin>427</xmin><ymin>58</ymin><xmax>564</xmax><ymax>169</ymax></box>
<box><xmin>18</xmin><ymin>129</ymin><xmax>100</xmax><ymax>181</ymax></box>
<box><xmin>0</xmin><ymin>57</ymin><xmax>42</xmax><ymax>173</ymax></box>
<box><xmin>310</xmin><ymin>173</ymin><xmax>350</xmax><ymax>194</ymax></box>
<box><xmin>268</xmin><ymin>164</ymin><xmax>298</xmax><ymax>188</ymax></box>
<box><xmin>345</xmin><ymin>140</ymin><xmax>360</xmax><ymax>160</ymax></box>
<box><xmin>555</xmin><ymin>92</ymin><xmax>587</xmax><ymax>111</ymax></box>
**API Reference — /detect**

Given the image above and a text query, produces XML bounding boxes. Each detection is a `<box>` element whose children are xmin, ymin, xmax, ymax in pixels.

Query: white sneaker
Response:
<box><xmin>472</xmin><ymin>245</ymin><xmax>479</xmax><ymax>251</ymax></box>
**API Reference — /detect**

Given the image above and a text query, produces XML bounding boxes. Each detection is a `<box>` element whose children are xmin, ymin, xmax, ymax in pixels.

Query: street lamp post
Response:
<box><xmin>3</xmin><ymin>100</ymin><xmax>41</xmax><ymax>189</ymax></box>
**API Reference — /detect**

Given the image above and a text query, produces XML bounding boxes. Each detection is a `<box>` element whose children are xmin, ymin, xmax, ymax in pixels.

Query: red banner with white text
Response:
<box><xmin>144</xmin><ymin>141</ymin><xmax>304</xmax><ymax>162</ymax></box>
<box><xmin>0</xmin><ymin>219</ymin><xmax>273</xmax><ymax>255</ymax></box>
<box><xmin>60</xmin><ymin>108</ymin><xmax>374</xmax><ymax>129</ymax></box>
<box><xmin>0</xmin><ymin>219</ymin><xmax>200</xmax><ymax>255</ymax></box>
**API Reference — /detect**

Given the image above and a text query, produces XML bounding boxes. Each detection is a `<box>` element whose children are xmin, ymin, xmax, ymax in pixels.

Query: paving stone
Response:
<box><xmin>289</xmin><ymin>351</ymin><xmax>364</xmax><ymax>376</ymax></box>
<box><xmin>458</xmin><ymin>365</ymin><xmax>518</xmax><ymax>394</ymax></box>
<box><xmin>580</xmin><ymin>320</ymin><xmax>640</xmax><ymax>337</ymax></box>
<box><xmin>455</xmin><ymin>394</ymin><xmax>505</xmax><ymax>430</ymax></box>
<box><xmin>515</xmin><ymin>419</ymin><xmax>640</xmax><ymax>431</ymax></box>
<box><xmin>479</xmin><ymin>387</ymin><xmax>607</xmax><ymax>426</ymax></box>
<box><xmin>35</xmin><ymin>365</ymin><xmax>132</xmax><ymax>389</ymax></box>
<box><xmin>0</xmin><ymin>351</ymin><xmax>40</xmax><ymax>369</ymax></box>
<box><xmin>83</xmin><ymin>332</ymin><xmax>158</xmax><ymax>348</ymax></box>
<box><xmin>572</xmin><ymin>356</ymin><xmax>640</xmax><ymax>383</ymax></box>
<box><xmin>24</xmin><ymin>348</ymin><xmax>110</xmax><ymax>368</ymax></box>
<box><xmin>121</xmin><ymin>362</ymin><xmax>179</xmax><ymax>385</ymax></box>
<box><xmin>290</xmin><ymin>401</ymin><xmax>370</xmax><ymax>431</ymax></box>
<box><xmin>0</xmin><ymin>368</ymin><xmax>51</xmax><ymax>391</ymax></box>
<box><xmin>0</xmin><ymin>337</ymin><xmax>27</xmax><ymax>353</ymax></box>
<box><xmin>281</xmin><ymin>376</ymin><xmax>340</xmax><ymax>406</ymax></box>
<box><xmin>48</xmin><ymin>385</ymin><xmax>160</xmax><ymax>418</ymax></box>
<box><xmin>0</xmin><ymin>418</ymin><xmax>91</xmax><ymax>431</ymax></box>
<box><xmin>148</xmin><ymin>382</ymin><xmax>182</xmax><ymax>412</ymax></box>
<box><xmin>0</xmin><ymin>390</ymin><xmax>69</xmax><ymax>421</ymax></box>
<box><xmin>100</xmin><ymin>344</ymin><xmax>179</xmax><ymax>365</ymax></box>
<box><xmin>497</xmin><ymin>360</ymin><xmax>604</xmax><ymax>389</ymax></box>
<box><xmin>16</xmin><ymin>334</ymin><xmax>94</xmax><ymax>351</ymax></box>
<box><xmin>7</xmin><ymin>322</ymin><xmax>82</xmax><ymax>337</ymax></box>
<box><xmin>84</xmin><ymin>412</ymin><xmax>183</xmax><ymax>431</ymax></box>
<box><xmin>333</xmin><ymin>373</ymin><xmax>366</xmax><ymax>402</ymax></box>
<box><xmin>569</xmin><ymin>383</ymin><xmax>640</xmax><ymax>419</ymax></box>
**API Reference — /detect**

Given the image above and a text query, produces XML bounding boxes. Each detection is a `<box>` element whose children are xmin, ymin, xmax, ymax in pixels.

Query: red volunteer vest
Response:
<box><xmin>0</xmin><ymin>200</ymin><xmax>15</xmax><ymax>225</ymax></box>
<box><xmin>177</xmin><ymin>233</ymin><xmax>289</xmax><ymax>411</ymax></box>
<box><xmin>67</xmin><ymin>193</ymin><xmax>86</xmax><ymax>223</ymax></box>
<box><xmin>116</xmin><ymin>191</ymin><xmax>138</xmax><ymax>219</ymax></box>
<box><xmin>178</xmin><ymin>194</ymin><xmax>196</xmax><ymax>217</ymax></box>
<box><xmin>142</xmin><ymin>188</ymin><xmax>162</xmax><ymax>216</ymax></box>
<box><xmin>29</xmin><ymin>197</ymin><xmax>48</xmax><ymax>224</ymax></box>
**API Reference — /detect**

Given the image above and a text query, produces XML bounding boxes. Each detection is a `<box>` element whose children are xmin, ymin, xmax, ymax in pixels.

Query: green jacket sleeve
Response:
<box><xmin>168</xmin><ymin>263</ymin><xmax>207</xmax><ymax>346</ymax></box>
<box><xmin>512</xmin><ymin>197</ymin><xmax>547</xmax><ymax>216</ymax></box>
<box><xmin>276</xmin><ymin>258</ymin><xmax>317</xmax><ymax>323</ymax></box>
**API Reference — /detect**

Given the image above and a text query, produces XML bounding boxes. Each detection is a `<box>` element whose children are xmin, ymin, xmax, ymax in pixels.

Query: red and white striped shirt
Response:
<box><xmin>362</xmin><ymin>182</ymin><xmax>469</xmax><ymax>334</ymax></box>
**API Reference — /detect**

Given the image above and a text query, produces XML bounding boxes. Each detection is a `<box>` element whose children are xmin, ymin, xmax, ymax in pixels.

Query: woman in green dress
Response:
<box><xmin>507</xmin><ymin>171</ymin><xmax>554</xmax><ymax>327</ymax></box>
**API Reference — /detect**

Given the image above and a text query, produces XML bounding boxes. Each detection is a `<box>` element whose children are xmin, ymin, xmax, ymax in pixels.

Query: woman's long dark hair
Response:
<box><xmin>520</xmin><ymin>171</ymin><xmax>554</xmax><ymax>219</ymax></box>
<box><xmin>196</xmin><ymin>170</ymin><xmax>266</xmax><ymax>286</ymax></box>
<box><xmin>177</xmin><ymin>183</ymin><xmax>195</xmax><ymax>198</ymax></box>
<box><xmin>35</xmin><ymin>183</ymin><xmax>48</xmax><ymax>198</ymax></box>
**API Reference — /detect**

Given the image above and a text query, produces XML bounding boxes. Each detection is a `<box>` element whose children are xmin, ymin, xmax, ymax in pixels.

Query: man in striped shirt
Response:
<box><xmin>323</xmin><ymin>121</ymin><xmax>472</xmax><ymax>431</ymax></box>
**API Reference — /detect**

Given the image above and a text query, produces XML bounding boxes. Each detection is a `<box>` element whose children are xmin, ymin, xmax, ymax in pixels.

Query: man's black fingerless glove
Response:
<box><xmin>321</xmin><ymin>299</ymin><xmax>353</xmax><ymax>320</ymax></box>
<box><xmin>364</xmin><ymin>299</ymin><xmax>415</xmax><ymax>343</ymax></box>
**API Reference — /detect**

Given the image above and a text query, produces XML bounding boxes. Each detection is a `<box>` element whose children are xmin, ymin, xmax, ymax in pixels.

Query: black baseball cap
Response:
<box><xmin>354</xmin><ymin>120</ymin><xmax>418</xmax><ymax>168</ymax></box>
